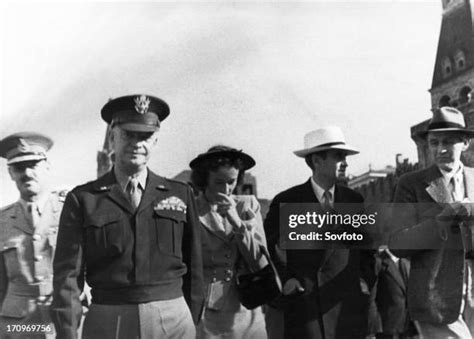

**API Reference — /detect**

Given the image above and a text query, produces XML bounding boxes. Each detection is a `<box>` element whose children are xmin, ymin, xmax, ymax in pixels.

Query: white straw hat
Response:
<box><xmin>293</xmin><ymin>126</ymin><xmax>359</xmax><ymax>158</ymax></box>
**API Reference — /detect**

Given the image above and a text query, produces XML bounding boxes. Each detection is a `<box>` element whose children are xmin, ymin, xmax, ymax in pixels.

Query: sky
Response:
<box><xmin>0</xmin><ymin>0</ymin><xmax>442</xmax><ymax>204</ymax></box>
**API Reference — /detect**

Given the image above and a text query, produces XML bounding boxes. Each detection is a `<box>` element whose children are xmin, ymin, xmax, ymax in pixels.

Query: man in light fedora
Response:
<box><xmin>264</xmin><ymin>126</ymin><xmax>376</xmax><ymax>339</ymax></box>
<box><xmin>390</xmin><ymin>106</ymin><xmax>474</xmax><ymax>338</ymax></box>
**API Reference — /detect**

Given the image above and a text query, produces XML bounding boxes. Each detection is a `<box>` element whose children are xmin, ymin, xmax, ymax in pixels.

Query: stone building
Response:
<box><xmin>411</xmin><ymin>0</ymin><xmax>474</xmax><ymax>168</ymax></box>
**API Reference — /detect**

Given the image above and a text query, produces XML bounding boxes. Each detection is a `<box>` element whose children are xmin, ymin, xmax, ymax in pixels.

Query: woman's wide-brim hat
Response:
<box><xmin>293</xmin><ymin>126</ymin><xmax>359</xmax><ymax>158</ymax></box>
<box><xmin>417</xmin><ymin>106</ymin><xmax>474</xmax><ymax>138</ymax></box>
<box><xmin>189</xmin><ymin>145</ymin><xmax>256</xmax><ymax>170</ymax></box>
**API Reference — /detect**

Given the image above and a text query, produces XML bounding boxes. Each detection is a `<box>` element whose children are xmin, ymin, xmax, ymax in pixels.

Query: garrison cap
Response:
<box><xmin>0</xmin><ymin>132</ymin><xmax>53</xmax><ymax>165</ymax></box>
<box><xmin>101</xmin><ymin>94</ymin><xmax>170</xmax><ymax>132</ymax></box>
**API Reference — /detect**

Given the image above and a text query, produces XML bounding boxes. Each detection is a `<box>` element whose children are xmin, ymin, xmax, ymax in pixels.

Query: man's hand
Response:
<box><xmin>436</xmin><ymin>200</ymin><xmax>474</xmax><ymax>240</ymax></box>
<box><xmin>283</xmin><ymin>278</ymin><xmax>305</xmax><ymax>295</ymax></box>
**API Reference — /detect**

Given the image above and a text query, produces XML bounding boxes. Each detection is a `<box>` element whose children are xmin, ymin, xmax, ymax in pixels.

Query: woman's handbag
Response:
<box><xmin>236</xmin><ymin>245</ymin><xmax>282</xmax><ymax>309</ymax></box>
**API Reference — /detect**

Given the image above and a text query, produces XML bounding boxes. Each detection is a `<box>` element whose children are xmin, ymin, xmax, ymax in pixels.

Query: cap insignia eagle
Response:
<box><xmin>17</xmin><ymin>138</ymin><xmax>31</xmax><ymax>152</ymax></box>
<box><xmin>134</xmin><ymin>95</ymin><xmax>151</xmax><ymax>115</ymax></box>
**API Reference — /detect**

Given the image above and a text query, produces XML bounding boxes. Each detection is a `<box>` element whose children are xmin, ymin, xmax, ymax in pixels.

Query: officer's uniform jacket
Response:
<box><xmin>51</xmin><ymin>169</ymin><xmax>204</xmax><ymax>339</ymax></box>
<box><xmin>0</xmin><ymin>192</ymin><xmax>64</xmax><ymax>330</ymax></box>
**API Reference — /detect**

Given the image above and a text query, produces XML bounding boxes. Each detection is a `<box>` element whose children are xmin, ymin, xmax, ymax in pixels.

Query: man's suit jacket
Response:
<box><xmin>390</xmin><ymin>165</ymin><xmax>474</xmax><ymax>324</ymax></box>
<box><xmin>264</xmin><ymin>179</ymin><xmax>376</xmax><ymax>339</ymax></box>
<box><xmin>51</xmin><ymin>169</ymin><xmax>204</xmax><ymax>339</ymax></box>
<box><xmin>374</xmin><ymin>251</ymin><xmax>411</xmax><ymax>335</ymax></box>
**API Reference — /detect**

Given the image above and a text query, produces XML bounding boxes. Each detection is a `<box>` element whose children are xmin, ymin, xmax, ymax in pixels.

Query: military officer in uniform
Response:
<box><xmin>0</xmin><ymin>132</ymin><xmax>63</xmax><ymax>338</ymax></box>
<box><xmin>51</xmin><ymin>95</ymin><xmax>204</xmax><ymax>339</ymax></box>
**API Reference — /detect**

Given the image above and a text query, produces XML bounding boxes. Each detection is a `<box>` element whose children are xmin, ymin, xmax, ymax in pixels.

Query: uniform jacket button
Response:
<box><xmin>33</xmin><ymin>234</ymin><xmax>41</xmax><ymax>241</ymax></box>
<box><xmin>34</xmin><ymin>255</ymin><xmax>43</xmax><ymax>261</ymax></box>
<box><xmin>225</xmin><ymin>277</ymin><xmax>231</xmax><ymax>282</ymax></box>
<box><xmin>35</xmin><ymin>275</ymin><xmax>44</xmax><ymax>282</ymax></box>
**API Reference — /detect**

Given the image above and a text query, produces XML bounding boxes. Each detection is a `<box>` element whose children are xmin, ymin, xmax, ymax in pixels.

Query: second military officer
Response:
<box><xmin>51</xmin><ymin>95</ymin><xmax>204</xmax><ymax>339</ymax></box>
<box><xmin>0</xmin><ymin>132</ymin><xmax>64</xmax><ymax>338</ymax></box>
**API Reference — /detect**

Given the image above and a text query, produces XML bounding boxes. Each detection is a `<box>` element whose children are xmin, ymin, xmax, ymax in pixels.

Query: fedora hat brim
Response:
<box><xmin>417</xmin><ymin>127</ymin><xmax>474</xmax><ymax>138</ymax></box>
<box><xmin>294</xmin><ymin>144</ymin><xmax>359</xmax><ymax>158</ymax></box>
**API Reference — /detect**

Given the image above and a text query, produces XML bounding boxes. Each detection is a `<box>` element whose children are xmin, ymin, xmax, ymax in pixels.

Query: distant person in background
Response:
<box><xmin>373</xmin><ymin>246</ymin><xmax>417</xmax><ymax>339</ymax></box>
<box><xmin>190</xmin><ymin>145</ymin><xmax>268</xmax><ymax>339</ymax></box>
<box><xmin>0</xmin><ymin>132</ymin><xmax>65</xmax><ymax>338</ymax></box>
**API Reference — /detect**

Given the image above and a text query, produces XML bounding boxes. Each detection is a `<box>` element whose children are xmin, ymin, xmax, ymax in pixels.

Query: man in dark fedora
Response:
<box><xmin>264</xmin><ymin>126</ymin><xmax>376</xmax><ymax>339</ymax></box>
<box><xmin>51</xmin><ymin>95</ymin><xmax>204</xmax><ymax>338</ymax></box>
<box><xmin>390</xmin><ymin>106</ymin><xmax>474</xmax><ymax>338</ymax></box>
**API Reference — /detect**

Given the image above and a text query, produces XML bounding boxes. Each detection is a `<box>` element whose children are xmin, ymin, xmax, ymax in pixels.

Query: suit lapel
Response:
<box><xmin>95</xmin><ymin>171</ymin><xmax>136</xmax><ymax>214</ymax></box>
<box><xmin>137</xmin><ymin>171</ymin><xmax>169</xmax><ymax>215</ymax></box>
<box><xmin>425</xmin><ymin>165</ymin><xmax>452</xmax><ymax>203</ymax></box>
<box><xmin>196</xmin><ymin>194</ymin><xmax>229</xmax><ymax>243</ymax></box>
<box><xmin>463</xmin><ymin>167</ymin><xmax>474</xmax><ymax>201</ymax></box>
<box><xmin>34</xmin><ymin>194</ymin><xmax>60</xmax><ymax>236</ymax></box>
<box><xmin>10</xmin><ymin>202</ymin><xmax>34</xmax><ymax>235</ymax></box>
<box><xmin>383</xmin><ymin>257</ymin><xmax>407</xmax><ymax>293</ymax></box>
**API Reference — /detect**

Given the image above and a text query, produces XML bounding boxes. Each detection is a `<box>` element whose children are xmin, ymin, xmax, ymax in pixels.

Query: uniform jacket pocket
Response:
<box><xmin>153</xmin><ymin>209</ymin><xmax>185</xmax><ymax>258</ymax></box>
<box><xmin>85</xmin><ymin>213</ymin><xmax>124</xmax><ymax>257</ymax></box>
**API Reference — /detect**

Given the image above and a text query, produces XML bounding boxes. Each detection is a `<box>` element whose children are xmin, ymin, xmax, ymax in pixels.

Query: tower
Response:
<box><xmin>411</xmin><ymin>0</ymin><xmax>474</xmax><ymax>167</ymax></box>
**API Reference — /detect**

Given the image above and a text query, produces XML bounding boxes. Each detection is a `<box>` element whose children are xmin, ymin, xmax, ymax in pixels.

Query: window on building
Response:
<box><xmin>459</xmin><ymin>86</ymin><xmax>472</xmax><ymax>104</ymax></box>
<box><xmin>454</xmin><ymin>50</ymin><xmax>466</xmax><ymax>71</ymax></box>
<box><xmin>439</xmin><ymin>95</ymin><xmax>451</xmax><ymax>107</ymax></box>
<box><xmin>442</xmin><ymin>57</ymin><xmax>452</xmax><ymax>78</ymax></box>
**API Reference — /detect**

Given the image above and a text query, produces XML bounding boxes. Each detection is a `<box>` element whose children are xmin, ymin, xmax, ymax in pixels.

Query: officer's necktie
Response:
<box><xmin>127</xmin><ymin>178</ymin><xmax>141</xmax><ymax>209</ymax></box>
<box><xmin>27</xmin><ymin>203</ymin><xmax>40</xmax><ymax>228</ymax></box>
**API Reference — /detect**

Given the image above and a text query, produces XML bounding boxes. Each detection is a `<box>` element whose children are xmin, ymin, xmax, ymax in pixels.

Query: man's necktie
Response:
<box><xmin>450</xmin><ymin>176</ymin><xmax>463</xmax><ymax>202</ymax></box>
<box><xmin>322</xmin><ymin>190</ymin><xmax>332</xmax><ymax>212</ymax></box>
<box><xmin>127</xmin><ymin>179</ymin><xmax>141</xmax><ymax>209</ymax></box>
<box><xmin>27</xmin><ymin>203</ymin><xmax>39</xmax><ymax>228</ymax></box>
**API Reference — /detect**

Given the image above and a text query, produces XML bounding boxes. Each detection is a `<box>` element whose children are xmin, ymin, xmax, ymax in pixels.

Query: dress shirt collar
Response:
<box><xmin>114</xmin><ymin>167</ymin><xmax>148</xmax><ymax>192</ymax></box>
<box><xmin>310</xmin><ymin>176</ymin><xmax>335</xmax><ymax>204</ymax></box>
<box><xmin>438</xmin><ymin>162</ymin><xmax>464</xmax><ymax>185</ymax></box>
<box><xmin>19</xmin><ymin>192</ymin><xmax>50</xmax><ymax>216</ymax></box>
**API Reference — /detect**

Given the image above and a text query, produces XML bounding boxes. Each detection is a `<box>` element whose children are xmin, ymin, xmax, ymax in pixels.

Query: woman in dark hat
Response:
<box><xmin>190</xmin><ymin>145</ymin><xmax>268</xmax><ymax>339</ymax></box>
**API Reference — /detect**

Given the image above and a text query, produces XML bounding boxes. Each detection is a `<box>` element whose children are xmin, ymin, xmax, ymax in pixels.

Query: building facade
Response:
<box><xmin>412</xmin><ymin>0</ymin><xmax>474</xmax><ymax>167</ymax></box>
